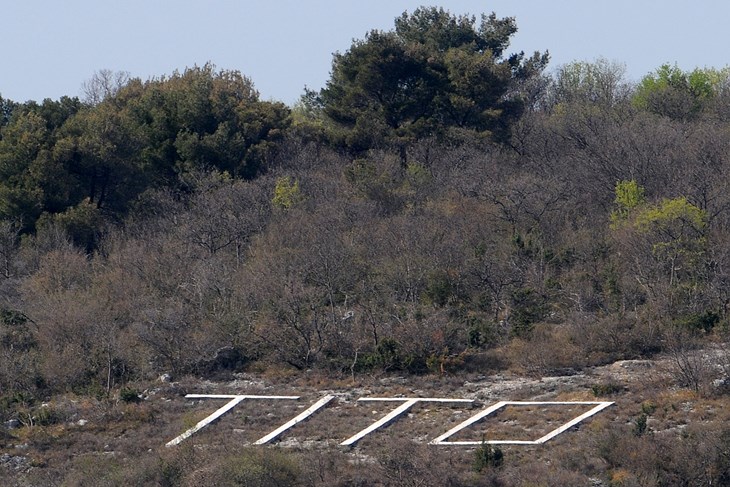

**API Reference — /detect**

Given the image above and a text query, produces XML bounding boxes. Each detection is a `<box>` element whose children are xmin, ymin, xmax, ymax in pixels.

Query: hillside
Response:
<box><xmin>3</xmin><ymin>351</ymin><xmax>730</xmax><ymax>486</ymax></box>
<box><xmin>3</xmin><ymin>7</ymin><xmax>730</xmax><ymax>485</ymax></box>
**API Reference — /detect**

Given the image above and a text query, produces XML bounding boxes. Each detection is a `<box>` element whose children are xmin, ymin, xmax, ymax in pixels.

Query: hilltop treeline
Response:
<box><xmin>2</xmin><ymin>7</ymin><xmax>730</xmax><ymax>400</ymax></box>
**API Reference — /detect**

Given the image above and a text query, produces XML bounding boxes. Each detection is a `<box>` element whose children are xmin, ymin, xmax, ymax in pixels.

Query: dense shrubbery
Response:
<box><xmin>1</xmin><ymin>47</ymin><xmax>730</xmax><ymax>399</ymax></box>
<box><xmin>3</xmin><ymin>69</ymin><xmax>730</xmax><ymax>398</ymax></box>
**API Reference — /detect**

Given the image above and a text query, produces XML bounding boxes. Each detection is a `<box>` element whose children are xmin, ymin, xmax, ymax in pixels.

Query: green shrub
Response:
<box><xmin>422</xmin><ymin>270</ymin><xmax>453</xmax><ymax>307</ymax></box>
<box><xmin>466</xmin><ymin>316</ymin><xmax>498</xmax><ymax>348</ymax></box>
<box><xmin>509</xmin><ymin>287</ymin><xmax>548</xmax><ymax>338</ymax></box>
<box><xmin>633</xmin><ymin>413</ymin><xmax>648</xmax><ymax>437</ymax></box>
<box><xmin>120</xmin><ymin>387</ymin><xmax>141</xmax><ymax>403</ymax></box>
<box><xmin>473</xmin><ymin>439</ymin><xmax>504</xmax><ymax>472</ymax></box>
<box><xmin>641</xmin><ymin>400</ymin><xmax>657</xmax><ymax>415</ymax></box>
<box><xmin>676</xmin><ymin>310</ymin><xmax>720</xmax><ymax>333</ymax></box>
<box><xmin>14</xmin><ymin>402</ymin><xmax>65</xmax><ymax>428</ymax></box>
<box><xmin>0</xmin><ymin>391</ymin><xmax>34</xmax><ymax>419</ymax></box>
<box><xmin>591</xmin><ymin>383</ymin><xmax>622</xmax><ymax>397</ymax></box>
<box><xmin>356</xmin><ymin>338</ymin><xmax>427</xmax><ymax>373</ymax></box>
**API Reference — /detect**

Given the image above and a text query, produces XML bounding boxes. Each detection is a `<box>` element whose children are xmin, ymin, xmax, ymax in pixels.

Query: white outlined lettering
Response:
<box><xmin>166</xmin><ymin>394</ymin><xmax>298</xmax><ymax>447</ymax></box>
<box><xmin>429</xmin><ymin>401</ymin><xmax>614</xmax><ymax>445</ymax></box>
<box><xmin>254</xmin><ymin>394</ymin><xmax>335</xmax><ymax>444</ymax></box>
<box><xmin>166</xmin><ymin>395</ymin><xmax>614</xmax><ymax>447</ymax></box>
<box><xmin>341</xmin><ymin>397</ymin><xmax>474</xmax><ymax>446</ymax></box>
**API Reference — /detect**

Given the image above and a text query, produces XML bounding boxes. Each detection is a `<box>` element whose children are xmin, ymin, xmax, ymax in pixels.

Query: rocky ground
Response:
<box><xmin>1</xmin><ymin>351</ymin><xmax>728</xmax><ymax>485</ymax></box>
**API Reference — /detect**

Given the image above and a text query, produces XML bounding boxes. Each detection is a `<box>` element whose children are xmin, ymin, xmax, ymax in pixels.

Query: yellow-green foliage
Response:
<box><xmin>611</xmin><ymin>180</ymin><xmax>705</xmax><ymax>235</ymax></box>
<box><xmin>272</xmin><ymin>176</ymin><xmax>302</xmax><ymax>210</ymax></box>
<box><xmin>610</xmin><ymin>180</ymin><xmax>707</xmax><ymax>263</ymax></box>
<box><xmin>633</xmin><ymin>196</ymin><xmax>706</xmax><ymax>235</ymax></box>
<box><xmin>632</xmin><ymin>64</ymin><xmax>730</xmax><ymax>119</ymax></box>
<box><xmin>610</xmin><ymin>179</ymin><xmax>645</xmax><ymax>226</ymax></box>
<box><xmin>634</xmin><ymin>196</ymin><xmax>706</xmax><ymax>259</ymax></box>
<box><xmin>405</xmin><ymin>162</ymin><xmax>430</xmax><ymax>185</ymax></box>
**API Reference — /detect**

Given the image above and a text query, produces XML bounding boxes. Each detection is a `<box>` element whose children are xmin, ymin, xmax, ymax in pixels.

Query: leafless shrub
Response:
<box><xmin>665</xmin><ymin>328</ymin><xmax>717</xmax><ymax>395</ymax></box>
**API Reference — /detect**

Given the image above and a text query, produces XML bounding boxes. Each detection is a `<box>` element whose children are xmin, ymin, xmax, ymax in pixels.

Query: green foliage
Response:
<box><xmin>609</xmin><ymin>179</ymin><xmax>709</xmax><ymax>316</ymax></box>
<box><xmin>404</xmin><ymin>162</ymin><xmax>431</xmax><ymax>189</ymax></box>
<box><xmin>633</xmin><ymin>64</ymin><xmax>730</xmax><ymax>119</ymax></box>
<box><xmin>591</xmin><ymin>383</ymin><xmax>622</xmax><ymax>397</ymax></box>
<box><xmin>343</xmin><ymin>156</ymin><xmax>406</xmax><ymax>212</ymax></box>
<box><xmin>356</xmin><ymin>338</ymin><xmax>427</xmax><ymax>373</ymax></box>
<box><xmin>4</xmin><ymin>26</ymin><xmax>730</xmax><ymax>487</ymax></box>
<box><xmin>0</xmin><ymin>99</ymin><xmax>83</xmax><ymax>224</ymax></box>
<box><xmin>114</xmin><ymin>63</ymin><xmax>290</xmax><ymax>182</ymax></box>
<box><xmin>610</xmin><ymin>179</ymin><xmax>645</xmax><ymax>225</ymax></box>
<box><xmin>290</xmin><ymin>89</ymin><xmax>339</xmax><ymax>145</ymax></box>
<box><xmin>38</xmin><ymin>199</ymin><xmax>104</xmax><ymax>253</ymax></box>
<box><xmin>610</xmin><ymin>179</ymin><xmax>708</xmax><ymax>294</ymax></box>
<box><xmin>633</xmin><ymin>413</ymin><xmax>648</xmax><ymax>437</ymax></box>
<box><xmin>509</xmin><ymin>288</ymin><xmax>548</xmax><ymax>338</ymax></box>
<box><xmin>0</xmin><ymin>107</ymin><xmax>63</xmax><ymax>228</ymax></box>
<box><xmin>0</xmin><ymin>391</ymin><xmax>35</xmax><ymax>418</ymax></box>
<box><xmin>119</xmin><ymin>387</ymin><xmax>141</xmax><ymax>403</ymax></box>
<box><xmin>27</xmin><ymin>403</ymin><xmax>64</xmax><ymax>427</ymax></box>
<box><xmin>73</xmin><ymin>381</ymin><xmax>108</xmax><ymax>401</ymax></box>
<box><xmin>0</xmin><ymin>64</ymin><xmax>290</xmax><ymax>246</ymax></box>
<box><xmin>473</xmin><ymin>439</ymin><xmax>504</xmax><ymax>471</ymax></box>
<box><xmin>363</xmin><ymin>338</ymin><xmax>403</xmax><ymax>371</ymax></box>
<box><xmin>600</xmin><ymin>264</ymin><xmax>622</xmax><ymax>303</ymax></box>
<box><xmin>467</xmin><ymin>316</ymin><xmax>498</xmax><ymax>348</ymax></box>
<box><xmin>641</xmin><ymin>400</ymin><xmax>657</xmax><ymax>415</ymax></box>
<box><xmin>422</xmin><ymin>270</ymin><xmax>453</xmax><ymax>307</ymax></box>
<box><xmin>633</xmin><ymin>196</ymin><xmax>707</xmax><ymax>267</ymax></box>
<box><xmin>425</xmin><ymin>349</ymin><xmax>465</xmax><ymax>374</ymax></box>
<box><xmin>0</xmin><ymin>395</ymin><xmax>64</xmax><ymax>428</ymax></box>
<box><xmin>55</xmin><ymin>100</ymin><xmax>145</xmax><ymax>215</ymax></box>
<box><xmin>0</xmin><ymin>308</ymin><xmax>28</xmax><ymax>327</ymax></box>
<box><xmin>158</xmin><ymin>457</ymin><xmax>184</xmax><ymax>487</ymax></box>
<box><xmin>62</xmin><ymin>454</ymin><xmax>137</xmax><ymax>486</ymax></box>
<box><xmin>272</xmin><ymin>176</ymin><xmax>302</xmax><ymax>210</ymax></box>
<box><xmin>0</xmin><ymin>95</ymin><xmax>17</xmax><ymax>127</ymax></box>
<box><xmin>344</xmin><ymin>158</ymin><xmax>378</xmax><ymax>194</ymax></box>
<box><xmin>319</xmin><ymin>6</ymin><xmax>548</xmax><ymax>153</ymax></box>
<box><xmin>675</xmin><ymin>310</ymin><xmax>720</xmax><ymax>333</ymax></box>
<box><xmin>634</xmin><ymin>196</ymin><xmax>706</xmax><ymax>235</ymax></box>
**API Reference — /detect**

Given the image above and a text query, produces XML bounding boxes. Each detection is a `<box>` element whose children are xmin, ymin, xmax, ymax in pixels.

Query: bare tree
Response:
<box><xmin>81</xmin><ymin>69</ymin><xmax>130</xmax><ymax>105</ymax></box>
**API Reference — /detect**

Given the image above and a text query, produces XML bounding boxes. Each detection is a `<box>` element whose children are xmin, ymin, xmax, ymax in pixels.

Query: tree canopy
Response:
<box><xmin>0</xmin><ymin>64</ymin><xmax>290</xmax><ymax>243</ymax></box>
<box><xmin>317</xmin><ymin>7</ymin><xmax>549</xmax><ymax>154</ymax></box>
<box><xmin>633</xmin><ymin>64</ymin><xmax>730</xmax><ymax>120</ymax></box>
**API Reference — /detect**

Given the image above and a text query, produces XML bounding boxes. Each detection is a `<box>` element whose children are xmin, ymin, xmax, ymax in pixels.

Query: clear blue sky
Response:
<box><xmin>4</xmin><ymin>1</ymin><xmax>729</xmax><ymax>105</ymax></box>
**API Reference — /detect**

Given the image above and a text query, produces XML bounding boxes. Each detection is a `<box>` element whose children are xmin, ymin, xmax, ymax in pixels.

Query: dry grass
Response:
<box><xmin>3</xmin><ymin>350</ymin><xmax>730</xmax><ymax>485</ymax></box>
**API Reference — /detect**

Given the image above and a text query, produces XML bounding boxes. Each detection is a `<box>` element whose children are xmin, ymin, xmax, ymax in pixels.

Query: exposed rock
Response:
<box><xmin>0</xmin><ymin>453</ymin><xmax>30</xmax><ymax>472</ymax></box>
